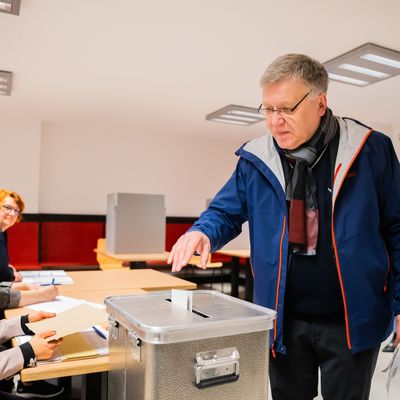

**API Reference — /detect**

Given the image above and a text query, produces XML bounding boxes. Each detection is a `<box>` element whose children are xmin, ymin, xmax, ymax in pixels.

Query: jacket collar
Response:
<box><xmin>237</xmin><ymin>117</ymin><xmax>372</xmax><ymax>204</ymax></box>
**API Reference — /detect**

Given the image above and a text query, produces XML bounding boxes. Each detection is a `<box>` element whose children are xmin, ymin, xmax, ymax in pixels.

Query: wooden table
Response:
<box><xmin>58</xmin><ymin>269</ymin><xmax>196</xmax><ymax>293</ymax></box>
<box><xmin>95</xmin><ymin>247</ymin><xmax>169</xmax><ymax>269</ymax></box>
<box><xmin>216</xmin><ymin>249</ymin><xmax>253</xmax><ymax>301</ymax></box>
<box><xmin>6</xmin><ymin>269</ymin><xmax>196</xmax><ymax>399</ymax></box>
<box><xmin>5</xmin><ymin>289</ymin><xmax>148</xmax><ymax>383</ymax></box>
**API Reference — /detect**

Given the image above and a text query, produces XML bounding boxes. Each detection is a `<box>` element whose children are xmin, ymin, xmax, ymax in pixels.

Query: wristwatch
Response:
<box><xmin>27</xmin><ymin>357</ymin><xmax>37</xmax><ymax>367</ymax></box>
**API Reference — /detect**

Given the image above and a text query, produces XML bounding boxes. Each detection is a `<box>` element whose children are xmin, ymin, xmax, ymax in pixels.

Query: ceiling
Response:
<box><xmin>1</xmin><ymin>0</ymin><xmax>400</xmax><ymax>142</ymax></box>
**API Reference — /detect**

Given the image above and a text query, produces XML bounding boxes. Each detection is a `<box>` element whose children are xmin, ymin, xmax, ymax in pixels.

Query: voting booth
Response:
<box><xmin>105</xmin><ymin>290</ymin><xmax>275</xmax><ymax>400</ymax></box>
<box><xmin>106</xmin><ymin>193</ymin><xmax>165</xmax><ymax>254</ymax></box>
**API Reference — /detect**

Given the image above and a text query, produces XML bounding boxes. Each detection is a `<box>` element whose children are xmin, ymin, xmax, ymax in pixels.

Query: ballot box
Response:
<box><xmin>106</xmin><ymin>192</ymin><xmax>165</xmax><ymax>254</ymax></box>
<box><xmin>105</xmin><ymin>290</ymin><xmax>276</xmax><ymax>400</ymax></box>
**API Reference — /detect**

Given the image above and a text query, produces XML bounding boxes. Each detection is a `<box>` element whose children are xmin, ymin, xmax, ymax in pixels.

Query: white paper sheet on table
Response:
<box><xmin>26</xmin><ymin>295</ymin><xmax>85</xmax><ymax>313</ymax></box>
<box><xmin>27</xmin><ymin>296</ymin><xmax>106</xmax><ymax>313</ymax></box>
<box><xmin>20</xmin><ymin>270</ymin><xmax>74</xmax><ymax>285</ymax></box>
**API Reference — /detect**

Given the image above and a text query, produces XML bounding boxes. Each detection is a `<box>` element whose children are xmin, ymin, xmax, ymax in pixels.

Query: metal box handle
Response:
<box><xmin>127</xmin><ymin>330</ymin><xmax>142</xmax><ymax>362</ymax></box>
<box><xmin>108</xmin><ymin>315</ymin><xmax>119</xmax><ymax>340</ymax></box>
<box><xmin>194</xmin><ymin>347</ymin><xmax>240</xmax><ymax>389</ymax></box>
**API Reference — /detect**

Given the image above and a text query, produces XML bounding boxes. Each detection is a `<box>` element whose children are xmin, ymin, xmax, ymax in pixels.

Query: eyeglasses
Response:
<box><xmin>1</xmin><ymin>204</ymin><xmax>21</xmax><ymax>216</ymax></box>
<box><xmin>258</xmin><ymin>91</ymin><xmax>310</xmax><ymax>118</ymax></box>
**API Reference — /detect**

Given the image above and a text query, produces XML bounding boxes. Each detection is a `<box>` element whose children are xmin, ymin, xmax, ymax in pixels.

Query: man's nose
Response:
<box><xmin>269</xmin><ymin>110</ymin><xmax>284</xmax><ymax>126</ymax></box>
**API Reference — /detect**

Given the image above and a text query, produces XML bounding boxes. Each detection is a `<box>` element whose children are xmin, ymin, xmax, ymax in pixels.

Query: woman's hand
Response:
<box><xmin>11</xmin><ymin>282</ymin><xmax>39</xmax><ymax>291</ymax></box>
<box><xmin>29</xmin><ymin>330</ymin><xmax>62</xmax><ymax>360</ymax></box>
<box><xmin>37</xmin><ymin>286</ymin><xmax>59</xmax><ymax>301</ymax></box>
<box><xmin>28</xmin><ymin>311</ymin><xmax>56</xmax><ymax>323</ymax></box>
<box><xmin>9</xmin><ymin>264</ymin><xmax>23</xmax><ymax>282</ymax></box>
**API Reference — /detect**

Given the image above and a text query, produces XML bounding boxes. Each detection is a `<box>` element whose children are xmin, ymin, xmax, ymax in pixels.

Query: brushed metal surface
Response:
<box><xmin>109</xmin><ymin>328</ymin><xmax>269</xmax><ymax>400</ymax></box>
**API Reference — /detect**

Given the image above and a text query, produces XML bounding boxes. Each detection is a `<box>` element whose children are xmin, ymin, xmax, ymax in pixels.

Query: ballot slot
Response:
<box><xmin>165</xmin><ymin>298</ymin><xmax>210</xmax><ymax>318</ymax></box>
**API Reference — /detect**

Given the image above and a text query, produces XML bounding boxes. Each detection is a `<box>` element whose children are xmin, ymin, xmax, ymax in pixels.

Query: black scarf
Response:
<box><xmin>281</xmin><ymin>108</ymin><xmax>338</xmax><ymax>255</ymax></box>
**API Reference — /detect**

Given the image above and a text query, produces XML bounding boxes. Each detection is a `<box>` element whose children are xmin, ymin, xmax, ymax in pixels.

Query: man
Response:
<box><xmin>168</xmin><ymin>54</ymin><xmax>400</xmax><ymax>399</ymax></box>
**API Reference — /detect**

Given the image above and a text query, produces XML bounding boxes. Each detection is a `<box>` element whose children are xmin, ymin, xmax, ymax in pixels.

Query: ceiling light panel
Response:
<box><xmin>0</xmin><ymin>0</ymin><xmax>21</xmax><ymax>15</ymax></box>
<box><xmin>324</xmin><ymin>43</ymin><xmax>400</xmax><ymax>87</ymax></box>
<box><xmin>206</xmin><ymin>105</ymin><xmax>264</xmax><ymax>126</ymax></box>
<box><xmin>0</xmin><ymin>71</ymin><xmax>13</xmax><ymax>96</ymax></box>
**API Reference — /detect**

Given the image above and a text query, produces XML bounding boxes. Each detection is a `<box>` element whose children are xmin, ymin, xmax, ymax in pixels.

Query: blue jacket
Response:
<box><xmin>191</xmin><ymin>118</ymin><xmax>400</xmax><ymax>354</ymax></box>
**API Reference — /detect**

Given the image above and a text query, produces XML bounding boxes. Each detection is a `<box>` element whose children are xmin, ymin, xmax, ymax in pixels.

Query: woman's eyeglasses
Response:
<box><xmin>1</xmin><ymin>204</ymin><xmax>21</xmax><ymax>216</ymax></box>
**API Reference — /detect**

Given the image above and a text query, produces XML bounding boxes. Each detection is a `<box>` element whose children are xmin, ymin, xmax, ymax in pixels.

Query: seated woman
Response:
<box><xmin>0</xmin><ymin>283</ymin><xmax>58</xmax><ymax>309</ymax></box>
<box><xmin>0</xmin><ymin>190</ymin><xmax>63</xmax><ymax>398</ymax></box>
<box><xmin>0</xmin><ymin>189</ymin><xmax>26</xmax><ymax>282</ymax></box>
<box><xmin>0</xmin><ymin>311</ymin><xmax>62</xmax><ymax>400</ymax></box>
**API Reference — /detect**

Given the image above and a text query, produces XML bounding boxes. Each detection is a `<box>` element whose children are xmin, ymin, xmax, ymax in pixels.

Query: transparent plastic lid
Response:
<box><xmin>105</xmin><ymin>290</ymin><xmax>276</xmax><ymax>344</ymax></box>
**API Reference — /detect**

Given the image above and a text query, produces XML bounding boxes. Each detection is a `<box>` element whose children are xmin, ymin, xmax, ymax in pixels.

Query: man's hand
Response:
<box><xmin>395</xmin><ymin>314</ymin><xmax>400</xmax><ymax>347</ymax></box>
<box><xmin>28</xmin><ymin>311</ymin><xmax>56</xmax><ymax>323</ymax></box>
<box><xmin>167</xmin><ymin>231</ymin><xmax>210</xmax><ymax>272</ymax></box>
<box><xmin>29</xmin><ymin>330</ymin><xmax>62</xmax><ymax>360</ymax></box>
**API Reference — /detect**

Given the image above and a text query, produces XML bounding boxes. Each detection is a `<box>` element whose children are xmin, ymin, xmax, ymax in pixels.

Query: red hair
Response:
<box><xmin>0</xmin><ymin>189</ymin><xmax>25</xmax><ymax>222</ymax></box>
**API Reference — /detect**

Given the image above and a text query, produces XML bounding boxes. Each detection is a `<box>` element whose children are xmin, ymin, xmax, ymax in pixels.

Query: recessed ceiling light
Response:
<box><xmin>0</xmin><ymin>71</ymin><xmax>12</xmax><ymax>96</ymax></box>
<box><xmin>328</xmin><ymin>73</ymin><xmax>369</xmax><ymax>86</ymax></box>
<box><xmin>361</xmin><ymin>54</ymin><xmax>400</xmax><ymax>69</ymax></box>
<box><xmin>324</xmin><ymin>43</ymin><xmax>400</xmax><ymax>87</ymax></box>
<box><xmin>338</xmin><ymin>63</ymin><xmax>390</xmax><ymax>79</ymax></box>
<box><xmin>0</xmin><ymin>0</ymin><xmax>21</xmax><ymax>15</ymax></box>
<box><xmin>206</xmin><ymin>105</ymin><xmax>264</xmax><ymax>126</ymax></box>
<box><xmin>211</xmin><ymin>118</ymin><xmax>249</xmax><ymax>126</ymax></box>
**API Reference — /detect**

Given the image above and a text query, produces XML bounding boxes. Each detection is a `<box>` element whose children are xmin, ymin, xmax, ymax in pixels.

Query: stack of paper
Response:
<box><xmin>20</xmin><ymin>270</ymin><xmax>74</xmax><ymax>285</ymax></box>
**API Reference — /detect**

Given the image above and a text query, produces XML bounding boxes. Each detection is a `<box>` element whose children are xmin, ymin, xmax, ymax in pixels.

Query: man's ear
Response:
<box><xmin>318</xmin><ymin>93</ymin><xmax>327</xmax><ymax>116</ymax></box>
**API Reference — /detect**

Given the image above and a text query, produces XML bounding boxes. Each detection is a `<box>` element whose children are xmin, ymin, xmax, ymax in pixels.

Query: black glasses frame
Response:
<box><xmin>258</xmin><ymin>91</ymin><xmax>310</xmax><ymax>117</ymax></box>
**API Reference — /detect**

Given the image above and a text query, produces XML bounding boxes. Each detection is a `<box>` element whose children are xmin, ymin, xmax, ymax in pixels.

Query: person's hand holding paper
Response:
<box><xmin>26</xmin><ymin>303</ymin><xmax>108</xmax><ymax>341</ymax></box>
<box><xmin>28</xmin><ymin>310</ymin><xmax>56</xmax><ymax>323</ymax></box>
<box><xmin>30</xmin><ymin>330</ymin><xmax>62</xmax><ymax>360</ymax></box>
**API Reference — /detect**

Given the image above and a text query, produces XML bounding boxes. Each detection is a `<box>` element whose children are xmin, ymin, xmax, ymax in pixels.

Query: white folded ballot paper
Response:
<box><xmin>26</xmin><ymin>303</ymin><xmax>108</xmax><ymax>341</ymax></box>
<box><xmin>171</xmin><ymin>289</ymin><xmax>193</xmax><ymax>312</ymax></box>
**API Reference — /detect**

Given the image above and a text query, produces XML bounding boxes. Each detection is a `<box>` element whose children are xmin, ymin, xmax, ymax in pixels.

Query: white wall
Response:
<box><xmin>0</xmin><ymin>120</ymin><xmax>41</xmax><ymax>212</ymax></box>
<box><xmin>368</xmin><ymin>122</ymin><xmax>400</xmax><ymax>158</ymax></box>
<box><xmin>392</xmin><ymin>125</ymin><xmax>400</xmax><ymax>157</ymax></box>
<box><xmin>39</xmin><ymin>122</ymin><xmax>242</xmax><ymax>216</ymax></box>
<box><xmin>1</xmin><ymin>119</ymin><xmax>399</xmax><ymax>217</ymax></box>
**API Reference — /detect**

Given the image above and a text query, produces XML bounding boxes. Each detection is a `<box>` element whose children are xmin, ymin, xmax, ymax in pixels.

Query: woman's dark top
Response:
<box><xmin>0</xmin><ymin>231</ymin><xmax>14</xmax><ymax>282</ymax></box>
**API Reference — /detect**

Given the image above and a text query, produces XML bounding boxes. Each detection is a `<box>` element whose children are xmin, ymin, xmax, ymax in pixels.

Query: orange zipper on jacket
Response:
<box><xmin>383</xmin><ymin>248</ymin><xmax>391</xmax><ymax>293</ymax></box>
<box><xmin>331</xmin><ymin>129</ymin><xmax>372</xmax><ymax>350</ymax></box>
<box><xmin>331</xmin><ymin>205</ymin><xmax>351</xmax><ymax>349</ymax></box>
<box><xmin>271</xmin><ymin>215</ymin><xmax>286</xmax><ymax>356</ymax></box>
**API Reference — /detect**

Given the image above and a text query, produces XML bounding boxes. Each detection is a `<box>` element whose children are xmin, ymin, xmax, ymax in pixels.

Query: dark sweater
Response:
<box><xmin>282</xmin><ymin>134</ymin><xmax>344</xmax><ymax>319</ymax></box>
<box><xmin>0</xmin><ymin>231</ymin><xmax>14</xmax><ymax>282</ymax></box>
